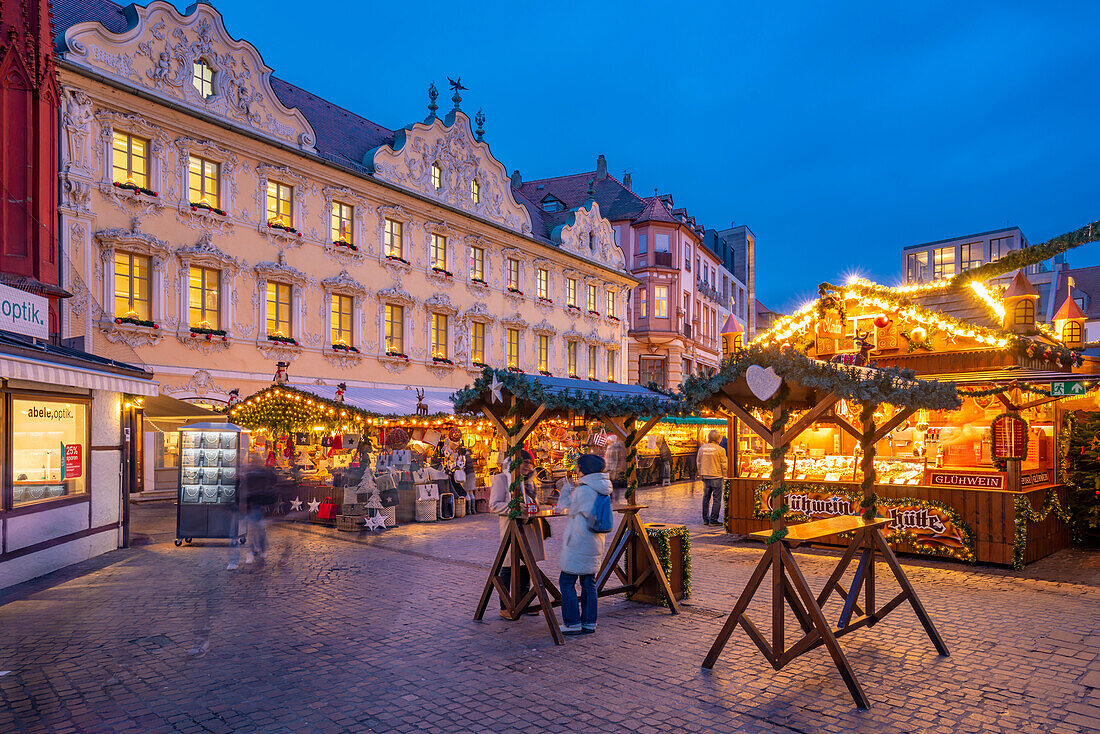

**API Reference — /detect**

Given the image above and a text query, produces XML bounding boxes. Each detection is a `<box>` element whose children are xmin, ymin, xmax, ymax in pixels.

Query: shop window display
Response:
<box><xmin>12</xmin><ymin>398</ymin><xmax>88</xmax><ymax>506</ymax></box>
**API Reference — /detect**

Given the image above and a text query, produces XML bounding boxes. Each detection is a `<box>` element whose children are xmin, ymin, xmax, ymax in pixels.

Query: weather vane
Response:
<box><xmin>448</xmin><ymin>76</ymin><xmax>467</xmax><ymax>111</ymax></box>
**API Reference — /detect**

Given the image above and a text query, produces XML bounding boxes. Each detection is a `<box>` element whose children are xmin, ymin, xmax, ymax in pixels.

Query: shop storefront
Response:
<box><xmin>0</xmin><ymin>332</ymin><xmax>155</xmax><ymax>589</ymax></box>
<box><xmin>730</xmin><ymin>271</ymin><xmax>1092</xmax><ymax>566</ymax></box>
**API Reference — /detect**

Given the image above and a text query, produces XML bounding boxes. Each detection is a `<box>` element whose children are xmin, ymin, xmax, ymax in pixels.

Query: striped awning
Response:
<box><xmin>0</xmin><ymin>353</ymin><xmax>158</xmax><ymax>396</ymax></box>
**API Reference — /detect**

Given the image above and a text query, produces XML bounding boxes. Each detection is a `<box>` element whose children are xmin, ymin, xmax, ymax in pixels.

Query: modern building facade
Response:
<box><xmin>518</xmin><ymin>156</ymin><xmax>753</xmax><ymax>389</ymax></box>
<box><xmin>902</xmin><ymin>226</ymin><xmax>1068</xmax><ymax>319</ymax></box>
<box><xmin>705</xmin><ymin>224</ymin><xmax>756</xmax><ymax>338</ymax></box>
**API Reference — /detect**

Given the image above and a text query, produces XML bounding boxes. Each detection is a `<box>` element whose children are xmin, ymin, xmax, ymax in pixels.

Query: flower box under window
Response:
<box><xmin>470</xmin><ymin>277</ymin><xmax>487</xmax><ymax>286</ymax></box>
<box><xmin>472</xmin><ymin>361</ymin><xmax>489</xmax><ymax>369</ymax></box>
<box><xmin>267</xmin><ymin>334</ymin><xmax>298</xmax><ymax>346</ymax></box>
<box><xmin>507</xmin><ymin>287</ymin><xmax>524</xmax><ymax>295</ymax></box>
<box><xmin>332</xmin><ymin>344</ymin><xmax>360</xmax><ymax>353</ymax></box>
<box><xmin>385</xmin><ymin>350</ymin><xmax>410</xmax><ymax>361</ymax></box>
<box><xmin>432</xmin><ymin>356</ymin><xmax>454</xmax><ymax>365</ymax></box>
<box><xmin>431</xmin><ymin>266</ymin><xmax>453</xmax><ymax>277</ymax></box>
<box><xmin>190</xmin><ymin>201</ymin><xmax>226</xmax><ymax>216</ymax></box>
<box><xmin>115</xmin><ymin>316</ymin><xmax>158</xmax><ymax>329</ymax></box>
<box><xmin>189</xmin><ymin>326</ymin><xmax>228</xmax><ymax>342</ymax></box>
<box><xmin>537</xmin><ymin>296</ymin><xmax>553</xmax><ymax>304</ymax></box>
<box><xmin>608</xmin><ymin>315</ymin><xmax>621</xmax><ymax>322</ymax></box>
<box><xmin>507</xmin><ymin>366</ymin><xmax>524</xmax><ymax>374</ymax></box>
<box><xmin>267</xmin><ymin>220</ymin><xmax>300</xmax><ymax>236</ymax></box>
<box><xmin>113</xmin><ymin>181</ymin><xmax>158</xmax><ymax>197</ymax></box>
<box><xmin>386</xmin><ymin>255</ymin><xmax>409</xmax><ymax>265</ymax></box>
<box><xmin>567</xmin><ymin>304</ymin><xmax>580</xmax><ymax>311</ymax></box>
<box><xmin>588</xmin><ymin>309</ymin><xmax>600</xmax><ymax>316</ymax></box>
<box><xmin>538</xmin><ymin>369</ymin><xmax>552</xmax><ymax>376</ymax></box>
<box><xmin>333</xmin><ymin>240</ymin><xmax>358</xmax><ymax>252</ymax></box>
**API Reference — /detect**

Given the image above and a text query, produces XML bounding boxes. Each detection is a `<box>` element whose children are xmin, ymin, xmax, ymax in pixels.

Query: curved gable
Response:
<box><xmin>61</xmin><ymin>0</ymin><xmax>317</xmax><ymax>151</ymax></box>
<box><xmin>552</xmin><ymin>201</ymin><xmax>625</xmax><ymax>272</ymax></box>
<box><xmin>370</xmin><ymin>111</ymin><xmax>532</xmax><ymax>236</ymax></box>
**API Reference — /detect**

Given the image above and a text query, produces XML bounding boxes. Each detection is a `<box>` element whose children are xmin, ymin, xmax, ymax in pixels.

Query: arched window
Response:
<box><xmin>1014</xmin><ymin>299</ymin><xmax>1035</xmax><ymax>327</ymax></box>
<box><xmin>1063</xmin><ymin>320</ymin><xmax>1083</xmax><ymax>345</ymax></box>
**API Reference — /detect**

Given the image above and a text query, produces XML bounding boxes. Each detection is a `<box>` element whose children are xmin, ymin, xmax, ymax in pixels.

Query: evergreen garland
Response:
<box><xmin>646</xmin><ymin>524</ymin><xmax>691</xmax><ymax>605</ymax></box>
<box><xmin>953</xmin><ymin>219</ymin><xmax>1099</xmax><ymax>286</ymax></box>
<box><xmin>1058</xmin><ymin>410</ymin><xmax>1100</xmax><ymax>544</ymax></box>
<box><xmin>452</xmin><ymin>367</ymin><xmax>685</xmax><ymax>418</ymax></box>
<box><xmin>858</xmin><ymin>403</ymin><xmax>878</xmax><ymax>521</ymax></box>
<box><xmin>1013</xmin><ymin>489</ymin><xmax>1073</xmax><ymax>569</ymax></box>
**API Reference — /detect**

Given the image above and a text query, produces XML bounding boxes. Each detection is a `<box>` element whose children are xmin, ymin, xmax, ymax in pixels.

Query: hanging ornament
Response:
<box><xmin>874</xmin><ymin>315</ymin><xmax>890</xmax><ymax>329</ymax></box>
<box><xmin>915</xmin><ymin>409</ymin><xmax>930</xmax><ymax>433</ymax></box>
<box><xmin>910</xmin><ymin>326</ymin><xmax>927</xmax><ymax>343</ymax></box>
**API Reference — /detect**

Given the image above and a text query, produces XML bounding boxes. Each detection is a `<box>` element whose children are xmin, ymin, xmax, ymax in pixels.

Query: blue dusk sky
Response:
<box><xmin>211</xmin><ymin>0</ymin><xmax>1100</xmax><ymax>313</ymax></box>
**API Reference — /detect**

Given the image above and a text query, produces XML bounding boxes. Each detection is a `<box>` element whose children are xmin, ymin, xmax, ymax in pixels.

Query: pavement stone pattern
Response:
<box><xmin>0</xmin><ymin>480</ymin><xmax>1098</xmax><ymax>733</ymax></box>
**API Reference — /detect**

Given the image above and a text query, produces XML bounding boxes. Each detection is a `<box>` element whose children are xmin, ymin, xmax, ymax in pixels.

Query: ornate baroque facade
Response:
<box><xmin>53</xmin><ymin>0</ymin><xmax>631</xmax><ymax>404</ymax></box>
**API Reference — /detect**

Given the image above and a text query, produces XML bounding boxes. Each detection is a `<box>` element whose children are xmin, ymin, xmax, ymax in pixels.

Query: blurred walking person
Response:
<box><xmin>697</xmin><ymin>430</ymin><xmax>728</xmax><ymax>526</ymax></box>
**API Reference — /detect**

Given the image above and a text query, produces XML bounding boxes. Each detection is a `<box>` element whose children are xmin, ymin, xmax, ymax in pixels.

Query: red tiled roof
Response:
<box><xmin>634</xmin><ymin>195</ymin><xmax>678</xmax><ymax>225</ymax></box>
<box><xmin>1053</xmin><ymin>294</ymin><xmax>1086</xmax><ymax>320</ymax></box>
<box><xmin>1004</xmin><ymin>270</ymin><xmax>1039</xmax><ymax>299</ymax></box>
<box><xmin>1052</xmin><ymin>265</ymin><xmax>1100</xmax><ymax>319</ymax></box>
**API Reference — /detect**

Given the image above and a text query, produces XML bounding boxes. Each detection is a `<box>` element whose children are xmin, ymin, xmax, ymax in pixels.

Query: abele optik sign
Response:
<box><xmin>0</xmin><ymin>282</ymin><xmax>48</xmax><ymax>339</ymax></box>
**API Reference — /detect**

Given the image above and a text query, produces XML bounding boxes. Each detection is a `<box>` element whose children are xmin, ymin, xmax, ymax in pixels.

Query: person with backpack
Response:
<box><xmin>557</xmin><ymin>453</ymin><xmax>613</xmax><ymax>635</ymax></box>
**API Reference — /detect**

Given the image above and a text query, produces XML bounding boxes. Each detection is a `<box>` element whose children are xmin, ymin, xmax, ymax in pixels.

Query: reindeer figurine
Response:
<box><xmin>833</xmin><ymin>330</ymin><xmax>875</xmax><ymax>366</ymax></box>
<box><xmin>415</xmin><ymin>388</ymin><xmax>429</xmax><ymax>416</ymax></box>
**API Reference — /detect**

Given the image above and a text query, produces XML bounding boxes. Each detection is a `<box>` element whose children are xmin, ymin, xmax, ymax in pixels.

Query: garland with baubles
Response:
<box><xmin>953</xmin><ymin>219</ymin><xmax>1099</xmax><ymax>287</ymax></box>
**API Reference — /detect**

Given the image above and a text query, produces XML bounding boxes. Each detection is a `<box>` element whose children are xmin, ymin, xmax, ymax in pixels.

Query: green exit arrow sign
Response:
<box><xmin>1050</xmin><ymin>381</ymin><xmax>1087</xmax><ymax>396</ymax></box>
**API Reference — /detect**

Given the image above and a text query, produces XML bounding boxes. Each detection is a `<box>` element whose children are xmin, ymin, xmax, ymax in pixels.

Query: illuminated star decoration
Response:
<box><xmin>307</xmin><ymin>498</ymin><xmax>321</xmax><ymax>513</ymax></box>
<box><xmin>1089</xmin><ymin>437</ymin><xmax>1100</xmax><ymax>451</ymax></box>
<box><xmin>489</xmin><ymin>376</ymin><xmax>503</xmax><ymax>404</ymax></box>
<box><xmin>289</xmin><ymin>498</ymin><xmax>303</xmax><ymax>512</ymax></box>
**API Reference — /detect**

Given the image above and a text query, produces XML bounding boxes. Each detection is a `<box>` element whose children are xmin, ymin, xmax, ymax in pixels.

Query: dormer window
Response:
<box><xmin>541</xmin><ymin>195</ymin><xmax>565</xmax><ymax>213</ymax></box>
<box><xmin>431</xmin><ymin>162</ymin><xmax>442</xmax><ymax>190</ymax></box>
<box><xmin>192</xmin><ymin>59</ymin><xmax>215</xmax><ymax>99</ymax></box>
<box><xmin>471</xmin><ymin>179</ymin><xmax>481</xmax><ymax>204</ymax></box>
<box><xmin>1014</xmin><ymin>299</ymin><xmax>1035</xmax><ymax>327</ymax></box>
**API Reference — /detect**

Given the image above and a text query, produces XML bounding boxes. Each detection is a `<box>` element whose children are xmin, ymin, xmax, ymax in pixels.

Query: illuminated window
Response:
<box><xmin>469</xmin><ymin>246</ymin><xmax>485</xmax><ymax>281</ymax></box>
<box><xmin>188</xmin><ymin>155</ymin><xmax>219</xmax><ymax>208</ymax></box>
<box><xmin>507</xmin><ymin>328</ymin><xmax>520</xmax><ymax>368</ymax></box>
<box><xmin>266</xmin><ymin>282</ymin><xmax>292</xmax><ymax>338</ymax></box>
<box><xmin>192</xmin><ymin>59</ymin><xmax>215</xmax><ymax>98</ymax></box>
<box><xmin>13</xmin><ymin>399</ymin><xmax>88</xmax><ymax>506</ymax></box>
<box><xmin>432</xmin><ymin>313</ymin><xmax>448</xmax><ymax>358</ymax></box>
<box><xmin>331</xmin><ymin>294</ymin><xmax>353</xmax><ymax>346</ymax></box>
<box><xmin>112</xmin><ymin>132</ymin><xmax>148</xmax><ymax>188</ymax></box>
<box><xmin>607</xmin><ymin>350</ymin><xmax>616</xmax><ymax>381</ymax></box>
<box><xmin>587</xmin><ymin>284</ymin><xmax>597</xmax><ymax>311</ymax></box>
<box><xmin>960</xmin><ymin>243</ymin><xmax>982</xmax><ymax>271</ymax></box>
<box><xmin>1063</xmin><ymin>320</ymin><xmax>1083</xmax><ymax>344</ymax></box>
<box><xmin>733</xmin><ymin>333</ymin><xmax>744</xmax><ymax>349</ymax></box>
<box><xmin>384</xmin><ymin>218</ymin><xmax>403</xmax><ymax>258</ymax></box>
<box><xmin>266</xmin><ymin>181</ymin><xmax>293</xmax><ymax>227</ymax></box>
<box><xmin>566</xmin><ymin>278</ymin><xmax>577</xmax><ymax>306</ymax></box>
<box><xmin>606</xmin><ymin>290</ymin><xmax>616</xmax><ymax>318</ymax></box>
<box><xmin>538</xmin><ymin>334</ymin><xmax>549</xmax><ymax>372</ymax></box>
<box><xmin>639</xmin><ymin>287</ymin><xmax>647</xmax><ymax>319</ymax></box>
<box><xmin>471</xmin><ymin>179</ymin><xmax>481</xmax><ymax>204</ymax></box>
<box><xmin>188</xmin><ymin>266</ymin><xmax>220</xmax><ymax>329</ymax></box>
<box><xmin>471</xmin><ymin>322</ymin><xmax>485</xmax><ymax>363</ymax></box>
<box><xmin>431</xmin><ymin>234</ymin><xmax>448</xmax><ymax>270</ymax></box>
<box><xmin>114</xmin><ymin>252</ymin><xmax>150</xmax><ymax>320</ymax></box>
<box><xmin>567</xmin><ymin>341</ymin><xmax>578</xmax><ymax>376</ymax></box>
<box><xmin>431</xmin><ymin>162</ymin><xmax>442</xmax><ymax>190</ymax></box>
<box><xmin>508</xmin><ymin>259</ymin><xmax>520</xmax><ymax>290</ymax></box>
<box><xmin>907</xmin><ymin>251</ymin><xmax>929</xmax><ymax>283</ymax></box>
<box><xmin>385</xmin><ymin>304</ymin><xmax>404</xmax><ymax>353</ymax></box>
<box><xmin>331</xmin><ymin>201</ymin><xmax>353</xmax><ymax>244</ymax></box>
<box><xmin>932</xmin><ymin>247</ymin><xmax>955</xmax><ymax>280</ymax></box>
<box><xmin>1014</xmin><ymin>299</ymin><xmax>1035</xmax><ymax>326</ymax></box>
<box><xmin>537</xmin><ymin>269</ymin><xmax>549</xmax><ymax>299</ymax></box>
<box><xmin>654</xmin><ymin>286</ymin><xmax>668</xmax><ymax>318</ymax></box>
<box><xmin>588</xmin><ymin>345</ymin><xmax>597</xmax><ymax>379</ymax></box>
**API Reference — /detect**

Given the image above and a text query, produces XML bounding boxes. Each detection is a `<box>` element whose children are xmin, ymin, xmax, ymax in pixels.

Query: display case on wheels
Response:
<box><xmin>175</xmin><ymin>422</ymin><xmax>249</xmax><ymax>546</ymax></box>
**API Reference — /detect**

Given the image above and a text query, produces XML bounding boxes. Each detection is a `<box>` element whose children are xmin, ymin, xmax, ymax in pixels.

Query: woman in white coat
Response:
<box><xmin>558</xmin><ymin>454</ymin><xmax>613</xmax><ymax>635</ymax></box>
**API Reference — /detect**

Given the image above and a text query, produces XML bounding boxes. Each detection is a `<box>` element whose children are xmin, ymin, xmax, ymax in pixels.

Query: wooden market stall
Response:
<box><xmin>682</xmin><ymin>347</ymin><xmax>958</xmax><ymax>709</ymax></box>
<box><xmin>728</xmin><ymin>269</ymin><xmax>1098</xmax><ymax>567</ymax></box>
<box><xmin>452</xmin><ymin>369</ymin><xmax>686</xmax><ymax>645</ymax></box>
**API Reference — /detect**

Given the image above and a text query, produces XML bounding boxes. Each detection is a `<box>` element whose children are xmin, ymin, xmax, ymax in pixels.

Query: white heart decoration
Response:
<box><xmin>745</xmin><ymin>365</ymin><xmax>782</xmax><ymax>401</ymax></box>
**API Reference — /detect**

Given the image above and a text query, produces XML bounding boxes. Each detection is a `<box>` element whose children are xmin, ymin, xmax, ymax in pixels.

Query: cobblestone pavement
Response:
<box><xmin>1</xmin><ymin>481</ymin><xmax>1099</xmax><ymax>733</ymax></box>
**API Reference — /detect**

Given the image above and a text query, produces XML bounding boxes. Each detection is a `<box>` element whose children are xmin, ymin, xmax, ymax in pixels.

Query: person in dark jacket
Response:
<box><xmin>238</xmin><ymin>459</ymin><xmax>276</xmax><ymax>565</ymax></box>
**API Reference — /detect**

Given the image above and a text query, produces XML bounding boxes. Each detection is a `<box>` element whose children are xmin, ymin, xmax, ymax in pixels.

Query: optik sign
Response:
<box><xmin>0</xmin><ymin>282</ymin><xmax>48</xmax><ymax>339</ymax></box>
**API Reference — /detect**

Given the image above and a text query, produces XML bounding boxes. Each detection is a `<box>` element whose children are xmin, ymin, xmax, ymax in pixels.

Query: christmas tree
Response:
<box><xmin>1063</xmin><ymin>411</ymin><xmax>1100</xmax><ymax>545</ymax></box>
